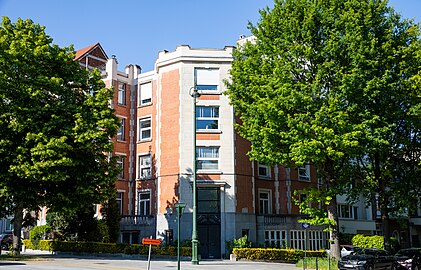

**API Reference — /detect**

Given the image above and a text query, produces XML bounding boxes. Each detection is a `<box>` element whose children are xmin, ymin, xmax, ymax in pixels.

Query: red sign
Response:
<box><xmin>142</xmin><ymin>238</ymin><xmax>162</xmax><ymax>246</ymax></box>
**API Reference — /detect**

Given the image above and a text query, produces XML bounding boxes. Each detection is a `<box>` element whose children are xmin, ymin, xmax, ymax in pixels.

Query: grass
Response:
<box><xmin>296</xmin><ymin>257</ymin><xmax>338</xmax><ymax>270</ymax></box>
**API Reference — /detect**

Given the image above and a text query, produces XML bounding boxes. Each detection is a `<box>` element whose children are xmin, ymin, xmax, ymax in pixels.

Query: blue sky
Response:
<box><xmin>1</xmin><ymin>0</ymin><xmax>419</xmax><ymax>71</ymax></box>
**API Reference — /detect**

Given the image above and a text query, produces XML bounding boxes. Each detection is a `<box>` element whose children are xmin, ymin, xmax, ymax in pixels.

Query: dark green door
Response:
<box><xmin>197</xmin><ymin>188</ymin><xmax>221</xmax><ymax>259</ymax></box>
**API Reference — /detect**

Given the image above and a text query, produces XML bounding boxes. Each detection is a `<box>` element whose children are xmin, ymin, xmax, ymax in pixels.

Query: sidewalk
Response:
<box><xmin>1</xmin><ymin>249</ymin><xmax>299</xmax><ymax>270</ymax></box>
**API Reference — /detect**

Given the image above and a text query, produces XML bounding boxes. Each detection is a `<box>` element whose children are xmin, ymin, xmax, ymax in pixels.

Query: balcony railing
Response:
<box><xmin>120</xmin><ymin>215</ymin><xmax>155</xmax><ymax>226</ymax></box>
<box><xmin>257</xmin><ymin>214</ymin><xmax>287</xmax><ymax>226</ymax></box>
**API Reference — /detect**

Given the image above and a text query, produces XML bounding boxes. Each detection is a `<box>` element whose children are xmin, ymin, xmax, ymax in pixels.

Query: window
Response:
<box><xmin>139</xmin><ymin>82</ymin><xmax>152</xmax><ymax>106</ymax></box>
<box><xmin>195</xmin><ymin>68</ymin><xmax>219</xmax><ymax>91</ymax></box>
<box><xmin>138</xmin><ymin>154</ymin><xmax>152</xmax><ymax>179</ymax></box>
<box><xmin>259</xmin><ymin>190</ymin><xmax>271</xmax><ymax>214</ymax></box>
<box><xmin>117</xmin><ymin>156</ymin><xmax>125</xmax><ymax>179</ymax></box>
<box><xmin>308</xmin><ymin>231</ymin><xmax>329</xmax><ymax>250</ymax></box>
<box><xmin>198</xmin><ymin>188</ymin><xmax>220</xmax><ymax>213</ymax></box>
<box><xmin>138</xmin><ymin>190</ymin><xmax>151</xmax><ymax>215</ymax></box>
<box><xmin>338</xmin><ymin>204</ymin><xmax>359</xmax><ymax>219</ymax></box>
<box><xmin>118</xmin><ymin>82</ymin><xmax>126</xmax><ymax>105</ymax></box>
<box><xmin>116</xmin><ymin>192</ymin><xmax>123</xmax><ymax>215</ymax></box>
<box><xmin>290</xmin><ymin>230</ymin><xmax>306</xmax><ymax>250</ymax></box>
<box><xmin>258</xmin><ymin>163</ymin><xmax>271</xmax><ymax>178</ymax></box>
<box><xmin>117</xmin><ymin>118</ymin><xmax>125</xmax><ymax>141</ymax></box>
<box><xmin>139</xmin><ymin>117</ymin><xmax>151</xmax><ymax>141</ymax></box>
<box><xmin>196</xmin><ymin>146</ymin><xmax>219</xmax><ymax>170</ymax></box>
<box><xmin>196</xmin><ymin>106</ymin><xmax>219</xmax><ymax>130</ymax></box>
<box><xmin>298</xmin><ymin>163</ymin><xmax>310</xmax><ymax>181</ymax></box>
<box><xmin>265</xmin><ymin>230</ymin><xmax>287</xmax><ymax>248</ymax></box>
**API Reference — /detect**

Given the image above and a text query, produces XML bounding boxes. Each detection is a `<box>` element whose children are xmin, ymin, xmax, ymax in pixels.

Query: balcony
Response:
<box><xmin>120</xmin><ymin>215</ymin><xmax>156</xmax><ymax>231</ymax></box>
<box><xmin>257</xmin><ymin>214</ymin><xmax>287</xmax><ymax>226</ymax></box>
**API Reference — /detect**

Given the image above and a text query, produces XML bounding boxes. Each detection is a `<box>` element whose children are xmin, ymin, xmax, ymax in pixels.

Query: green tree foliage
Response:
<box><xmin>0</xmin><ymin>17</ymin><xmax>120</xmax><ymax>254</ymax></box>
<box><xmin>331</xmin><ymin>0</ymin><xmax>421</xmax><ymax>250</ymax></box>
<box><xmin>226</xmin><ymin>0</ymin><xmax>421</xmax><ymax>258</ymax></box>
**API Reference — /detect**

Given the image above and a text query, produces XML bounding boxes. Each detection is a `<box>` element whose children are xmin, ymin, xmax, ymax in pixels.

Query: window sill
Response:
<box><xmin>138</xmin><ymin>139</ymin><xmax>152</xmax><ymax>143</ymax></box>
<box><xmin>197</xmin><ymin>170</ymin><xmax>222</xmax><ymax>174</ymax></box>
<box><xmin>116</xmin><ymin>139</ymin><xmax>127</xmax><ymax>143</ymax></box>
<box><xmin>138</xmin><ymin>102</ymin><xmax>152</xmax><ymax>108</ymax></box>
<box><xmin>298</xmin><ymin>178</ymin><xmax>311</xmax><ymax>182</ymax></box>
<box><xmin>199</xmin><ymin>91</ymin><xmax>221</xmax><ymax>95</ymax></box>
<box><xmin>196</xmin><ymin>129</ymin><xmax>222</xmax><ymax>134</ymax></box>
<box><xmin>136</xmin><ymin>178</ymin><xmax>152</xmax><ymax>181</ymax></box>
<box><xmin>117</xmin><ymin>103</ymin><xmax>127</xmax><ymax>107</ymax></box>
<box><xmin>258</xmin><ymin>175</ymin><xmax>272</xmax><ymax>180</ymax></box>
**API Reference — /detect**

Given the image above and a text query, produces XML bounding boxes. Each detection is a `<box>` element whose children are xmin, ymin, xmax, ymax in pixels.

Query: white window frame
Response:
<box><xmin>116</xmin><ymin>191</ymin><xmax>123</xmax><ymax>215</ymax></box>
<box><xmin>118</xmin><ymin>82</ymin><xmax>126</xmax><ymax>105</ymax></box>
<box><xmin>196</xmin><ymin>106</ymin><xmax>219</xmax><ymax>130</ymax></box>
<box><xmin>139</xmin><ymin>82</ymin><xmax>152</xmax><ymax>106</ymax></box>
<box><xmin>308</xmin><ymin>230</ymin><xmax>329</xmax><ymax>250</ymax></box>
<box><xmin>338</xmin><ymin>204</ymin><xmax>358</xmax><ymax>219</ymax></box>
<box><xmin>196</xmin><ymin>146</ymin><xmax>219</xmax><ymax>171</ymax></box>
<box><xmin>138</xmin><ymin>190</ymin><xmax>151</xmax><ymax>216</ymax></box>
<box><xmin>265</xmin><ymin>230</ymin><xmax>287</xmax><ymax>248</ymax></box>
<box><xmin>195</xmin><ymin>68</ymin><xmax>219</xmax><ymax>92</ymax></box>
<box><xmin>290</xmin><ymin>230</ymin><xmax>306</xmax><ymax>250</ymax></box>
<box><xmin>138</xmin><ymin>154</ymin><xmax>152</xmax><ymax>180</ymax></box>
<box><xmin>117</xmin><ymin>155</ymin><xmax>125</xmax><ymax>179</ymax></box>
<box><xmin>258</xmin><ymin>162</ymin><xmax>271</xmax><ymax>178</ymax></box>
<box><xmin>117</xmin><ymin>118</ymin><xmax>126</xmax><ymax>141</ymax></box>
<box><xmin>298</xmin><ymin>162</ymin><xmax>310</xmax><ymax>182</ymax></box>
<box><xmin>259</xmin><ymin>189</ymin><xmax>272</xmax><ymax>214</ymax></box>
<box><xmin>138</xmin><ymin>117</ymin><xmax>152</xmax><ymax>141</ymax></box>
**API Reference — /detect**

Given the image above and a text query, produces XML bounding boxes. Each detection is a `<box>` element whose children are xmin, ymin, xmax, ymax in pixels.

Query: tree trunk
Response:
<box><xmin>324</xmin><ymin>158</ymin><xmax>340</xmax><ymax>260</ymax></box>
<box><xmin>328</xmin><ymin>196</ymin><xmax>340</xmax><ymax>260</ymax></box>
<box><xmin>382</xmin><ymin>209</ymin><xmax>391</xmax><ymax>251</ymax></box>
<box><xmin>374</xmin><ymin>152</ymin><xmax>391</xmax><ymax>251</ymax></box>
<box><xmin>12</xmin><ymin>202</ymin><xmax>24</xmax><ymax>256</ymax></box>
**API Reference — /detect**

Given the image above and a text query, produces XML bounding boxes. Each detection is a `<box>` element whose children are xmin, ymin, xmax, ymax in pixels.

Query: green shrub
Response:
<box><xmin>29</xmin><ymin>225</ymin><xmax>52</xmax><ymax>246</ymax></box>
<box><xmin>233</xmin><ymin>248</ymin><xmax>326</xmax><ymax>262</ymax></box>
<box><xmin>23</xmin><ymin>239</ymin><xmax>34</xmax><ymax>249</ymax></box>
<box><xmin>226</xmin><ymin>236</ymin><xmax>252</xmax><ymax>254</ymax></box>
<box><xmin>352</xmin><ymin>234</ymin><xmax>384</xmax><ymax>249</ymax></box>
<box><xmin>22</xmin><ymin>239</ymin><xmax>52</xmax><ymax>250</ymax></box>
<box><xmin>37</xmin><ymin>240</ymin><xmax>52</xmax><ymax>251</ymax></box>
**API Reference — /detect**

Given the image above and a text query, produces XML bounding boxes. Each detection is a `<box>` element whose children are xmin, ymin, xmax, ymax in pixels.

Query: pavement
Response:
<box><xmin>0</xmin><ymin>249</ymin><xmax>299</xmax><ymax>270</ymax></box>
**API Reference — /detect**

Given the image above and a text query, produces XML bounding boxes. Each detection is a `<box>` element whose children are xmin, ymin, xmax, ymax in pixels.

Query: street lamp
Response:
<box><xmin>190</xmin><ymin>86</ymin><xmax>201</xmax><ymax>265</ymax></box>
<box><xmin>175</xmin><ymin>203</ymin><xmax>186</xmax><ymax>270</ymax></box>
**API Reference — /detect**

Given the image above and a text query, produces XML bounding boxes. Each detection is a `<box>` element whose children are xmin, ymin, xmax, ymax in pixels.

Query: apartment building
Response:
<box><xmin>73</xmin><ymin>43</ymin><xmax>418</xmax><ymax>259</ymax></box>
<box><xmin>74</xmin><ymin>44</ymin><xmax>145</xmax><ymax>243</ymax></box>
<box><xmin>131</xmin><ymin>45</ymin><xmax>330</xmax><ymax>258</ymax></box>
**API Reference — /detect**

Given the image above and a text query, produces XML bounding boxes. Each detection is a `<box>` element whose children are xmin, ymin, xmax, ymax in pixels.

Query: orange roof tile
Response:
<box><xmin>74</xmin><ymin>43</ymin><xmax>100</xmax><ymax>60</ymax></box>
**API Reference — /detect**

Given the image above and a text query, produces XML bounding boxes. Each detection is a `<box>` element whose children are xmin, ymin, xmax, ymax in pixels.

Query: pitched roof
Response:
<box><xmin>74</xmin><ymin>43</ymin><xmax>108</xmax><ymax>60</ymax></box>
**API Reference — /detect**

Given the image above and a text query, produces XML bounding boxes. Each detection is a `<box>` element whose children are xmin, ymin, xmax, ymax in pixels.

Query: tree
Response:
<box><xmin>343</xmin><ymin>1</ymin><xmax>421</xmax><ymax>249</ymax></box>
<box><xmin>0</xmin><ymin>17</ymin><xmax>120</xmax><ymax>254</ymax></box>
<box><xmin>226</xmin><ymin>0</ymin><xmax>421</xmax><ymax>258</ymax></box>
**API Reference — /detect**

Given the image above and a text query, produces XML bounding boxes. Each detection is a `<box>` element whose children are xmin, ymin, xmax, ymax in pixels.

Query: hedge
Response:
<box><xmin>23</xmin><ymin>239</ymin><xmax>52</xmax><ymax>251</ymax></box>
<box><xmin>351</xmin><ymin>234</ymin><xmax>400</xmax><ymax>252</ymax></box>
<box><xmin>22</xmin><ymin>240</ymin><xmax>192</xmax><ymax>256</ymax></box>
<box><xmin>233</xmin><ymin>248</ymin><xmax>326</xmax><ymax>262</ymax></box>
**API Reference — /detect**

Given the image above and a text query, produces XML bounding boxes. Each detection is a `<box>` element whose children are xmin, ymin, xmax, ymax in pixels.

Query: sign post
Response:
<box><xmin>301</xmin><ymin>223</ymin><xmax>310</xmax><ymax>270</ymax></box>
<box><xmin>142</xmin><ymin>238</ymin><xmax>162</xmax><ymax>270</ymax></box>
<box><xmin>175</xmin><ymin>203</ymin><xmax>186</xmax><ymax>270</ymax></box>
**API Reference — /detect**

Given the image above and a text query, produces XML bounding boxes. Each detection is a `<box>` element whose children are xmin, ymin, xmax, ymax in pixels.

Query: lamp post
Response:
<box><xmin>190</xmin><ymin>87</ymin><xmax>201</xmax><ymax>265</ymax></box>
<box><xmin>175</xmin><ymin>203</ymin><xmax>186</xmax><ymax>270</ymax></box>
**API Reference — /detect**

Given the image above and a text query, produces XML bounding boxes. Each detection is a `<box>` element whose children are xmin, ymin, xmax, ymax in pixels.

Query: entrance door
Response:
<box><xmin>197</xmin><ymin>188</ymin><xmax>221</xmax><ymax>259</ymax></box>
